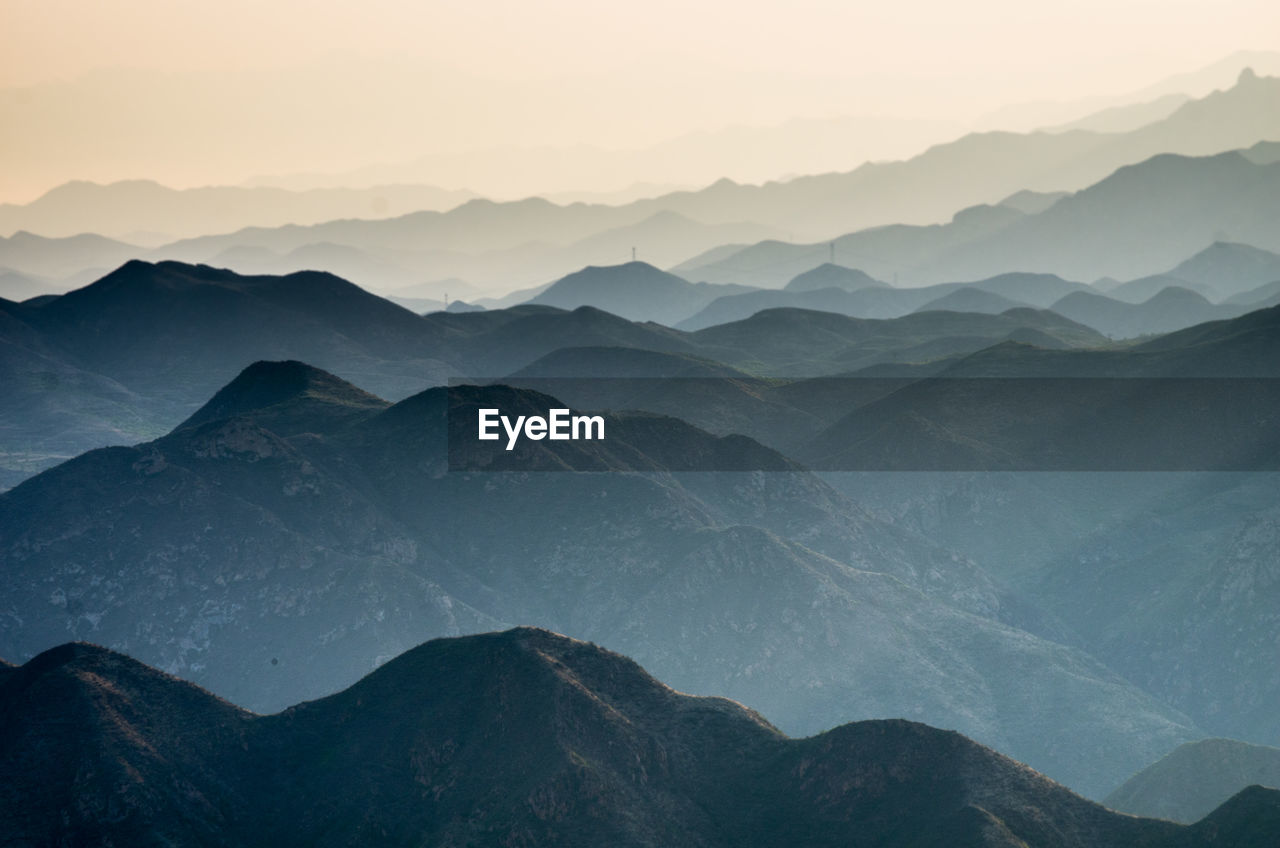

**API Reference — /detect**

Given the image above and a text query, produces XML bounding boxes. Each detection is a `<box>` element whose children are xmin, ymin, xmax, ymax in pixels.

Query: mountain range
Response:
<box><xmin>8</xmin><ymin>629</ymin><xmax>1271</xmax><ymax>847</ymax></box>
<box><xmin>0</xmin><ymin>358</ymin><xmax>1210</xmax><ymax>797</ymax></box>
<box><xmin>679</xmin><ymin>142</ymin><xmax>1280</xmax><ymax>288</ymax></box>
<box><xmin>1</xmin><ymin>71</ymin><xmax>1277</xmax><ymax>299</ymax></box>
<box><xmin>0</xmin><ymin>259</ymin><xmax>1116</xmax><ymax>487</ymax></box>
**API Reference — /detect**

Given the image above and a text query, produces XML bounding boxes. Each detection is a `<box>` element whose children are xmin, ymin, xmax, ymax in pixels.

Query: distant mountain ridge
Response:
<box><xmin>0</xmin><ymin>179</ymin><xmax>478</xmax><ymax>241</ymax></box>
<box><xmin>3</xmin><ymin>71</ymin><xmax>1279</xmax><ymax>296</ymax></box>
<box><xmin>1106</xmin><ymin>738</ymin><xmax>1280</xmax><ymax>824</ymax></box>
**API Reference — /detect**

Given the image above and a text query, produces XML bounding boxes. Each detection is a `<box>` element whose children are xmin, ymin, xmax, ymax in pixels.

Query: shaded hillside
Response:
<box><xmin>0</xmin><ymin>364</ymin><xmax>1199</xmax><ymax>796</ymax></box>
<box><xmin>2</xmin><ymin>630</ymin><xmax>1257</xmax><ymax>847</ymax></box>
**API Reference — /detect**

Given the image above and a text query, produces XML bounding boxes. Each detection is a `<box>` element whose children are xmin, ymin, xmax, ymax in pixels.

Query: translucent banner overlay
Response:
<box><xmin>446</xmin><ymin>378</ymin><xmax>1280</xmax><ymax>472</ymax></box>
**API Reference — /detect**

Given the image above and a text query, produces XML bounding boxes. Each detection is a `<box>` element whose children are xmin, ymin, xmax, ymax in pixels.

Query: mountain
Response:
<box><xmin>7</xmin><ymin>630</ymin><xmax>1261</xmax><ymax>847</ymax></box>
<box><xmin>1167</xmin><ymin>242</ymin><xmax>1280</xmax><ymax>301</ymax></box>
<box><xmin>0</xmin><ymin>230</ymin><xmax>143</xmax><ymax>280</ymax></box>
<box><xmin>912</xmin><ymin>148</ymin><xmax>1280</xmax><ymax>283</ymax></box>
<box><xmin>0</xmin><ymin>267</ymin><xmax>62</xmax><ymax>301</ymax></box>
<box><xmin>17</xmin><ymin>72</ymin><xmax>1280</xmax><ymax>299</ymax></box>
<box><xmin>526</xmin><ymin>261</ymin><xmax>755</xmax><ymax>326</ymax></box>
<box><xmin>0</xmin><ymin>364</ymin><xmax>1203</xmax><ymax>796</ymax></box>
<box><xmin>1049</xmin><ymin>287</ymin><xmax>1246</xmax><ymax>339</ymax></box>
<box><xmin>680</xmin><ymin>273</ymin><xmax>1091</xmax><ymax>330</ymax></box>
<box><xmin>176</xmin><ymin>359</ymin><xmax>389</xmax><ymax>433</ymax></box>
<box><xmin>9</xmin><ymin>260</ymin><xmax>451</xmax><ymax>401</ymax></box>
<box><xmin>1044</xmin><ymin>93</ymin><xmax>1191</xmax><ymax>134</ymax></box>
<box><xmin>680</xmin><ymin>140</ymin><xmax>1280</xmax><ymax>290</ymax></box>
<box><xmin>0</xmin><ymin>179</ymin><xmax>477</xmax><ymax>241</ymax></box>
<box><xmin>1104</xmin><ymin>274</ymin><xmax>1217</xmax><ymax>303</ymax></box>
<box><xmin>783</xmin><ymin>263</ymin><xmax>887</xmax><ymax>292</ymax></box>
<box><xmin>798</xmin><ymin>307</ymin><xmax>1280</xmax><ymax>771</ymax></box>
<box><xmin>673</xmin><ymin>205</ymin><xmax>1027</xmax><ymax>288</ymax></box>
<box><xmin>1106</xmin><ymin>739</ymin><xmax>1280</xmax><ymax>824</ymax></box>
<box><xmin>556</xmin><ymin>210</ymin><xmax>785</xmax><ymax>271</ymax></box>
<box><xmin>1227</xmin><ymin>280</ymin><xmax>1280</xmax><ymax>307</ymax></box>
<box><xmin>685</xmin><ymin>307</ymin><xmax>1107</xmax><ymax>375</ymax></box>
<box><xmin>912</xmin><ymin>287</ymin><xmax>1030</xmax><ymax>315</ymax></box>
<box><xmin>0</xmin><ymin>301</ymin><xmax>166</xmax><ymax>488</ymax></box>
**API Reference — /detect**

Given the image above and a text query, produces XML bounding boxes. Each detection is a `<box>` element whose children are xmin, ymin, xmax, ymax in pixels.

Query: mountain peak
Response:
<box><xmin>1239</xmin><ymin>66</ymin><xmax>1259</xmax><ymax>84</ymax></box>
<box><xmin>176</xmin><ymin>360</ymin><xmax>387</xmax><ymax>433</ymax></box>
<box><xmin>785</xmin><ymin>263</ymin><xmax>886</xmax><ymax>292</ymax></box>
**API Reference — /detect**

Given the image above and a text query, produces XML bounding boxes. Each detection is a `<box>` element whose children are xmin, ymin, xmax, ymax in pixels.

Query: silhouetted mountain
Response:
<box><xmin>526</xmin><ymin>261</ymin><xmax>755</xmax><ymax>326</ymax></box>
<box><xmin>177</xmin><ymin>359</ymin><xmax>389</xmax><ymax>433</ymax></box>
<box><xmin>1050</xmin><ymin>287</ymin><xmax>1246</xmax><ymax>338</ymax></box>
<box><xmin>6</xmin><ymin>630</ymin><xmax>1255</xmax><ymax>847</ymax></box>
<box><xmin>9</xmin><ymin>260</ymin><xmax>450</xmax><ymax>401</ymax></box>
<box><xmin>0</xmin><ymin>365</ymin><xmax>1199</xmax><ymax>796</ymax></box>
<box><xmin>1106</xmin><ymin>739</ymin><xmax>1280</xmax><ymax>824</ymax></box>
<box><xmin>784</xmin><ymin>263</ymin><xmax>887</xmax><ymax>292</ymax></box>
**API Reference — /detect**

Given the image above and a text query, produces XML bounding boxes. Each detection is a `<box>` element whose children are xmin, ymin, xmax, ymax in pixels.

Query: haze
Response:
<box><xmin>2</xmin><ymin>0</ymin><xmax>1279</xmax><ymax>201</ymax></box>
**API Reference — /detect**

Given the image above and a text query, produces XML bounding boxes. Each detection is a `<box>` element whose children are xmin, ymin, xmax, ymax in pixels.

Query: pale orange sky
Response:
<box><xmin>2</xmin><ymin>0</ymin><xmax>1279</xmax><ymax>201</ymax></box>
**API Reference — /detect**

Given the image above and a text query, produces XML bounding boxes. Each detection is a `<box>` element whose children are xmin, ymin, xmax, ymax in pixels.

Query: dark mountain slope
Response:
<box><xmin>15</xmin><ymin>260</ymin><xmax>450</xmax><ymax>400</ymax></box>
<box><xmin>2</xmin><ymin>630</ymin><xmax>1251</xmax><ymax>847</ymax></box>
<box><xmin>177</xmin><ymin>359</ymin><xmax>389</xmax><ymax>433</ymax></box>
<box><xmin>0</xmin><ymin>642</ymin><xmax>255</xmax><ymax>847</ymax></box>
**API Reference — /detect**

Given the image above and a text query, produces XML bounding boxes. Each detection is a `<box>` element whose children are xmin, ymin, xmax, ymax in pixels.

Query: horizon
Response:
<box><xmin>2</xmin><ymin>1</ymin><xmax>1279</xmax><ymax>202</ymax></box>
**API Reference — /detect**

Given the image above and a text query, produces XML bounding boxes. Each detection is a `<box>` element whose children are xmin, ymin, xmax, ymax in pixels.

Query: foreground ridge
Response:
<box><xmin>3</xmin><ymin>628</ymin><xmax>1275</xmax><ymax>847</ymax></box>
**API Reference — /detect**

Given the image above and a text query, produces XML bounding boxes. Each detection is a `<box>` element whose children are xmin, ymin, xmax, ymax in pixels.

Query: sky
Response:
<box><xmin>2</xmin><ymin>0</ymin><xmax>1279</xmax><ymax>201</ymax></box>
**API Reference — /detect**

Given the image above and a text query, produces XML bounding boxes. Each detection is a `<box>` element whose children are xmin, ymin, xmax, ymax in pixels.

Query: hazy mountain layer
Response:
<box><xmin>682</xmin><ymin>144</ymin><xmax>1280</xmax><ymax>287</ymax></box>
<box><xmin>1106</xmin><ymin>738</ymin><xmax>1280</xmax><ymax>824</ymax></box>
